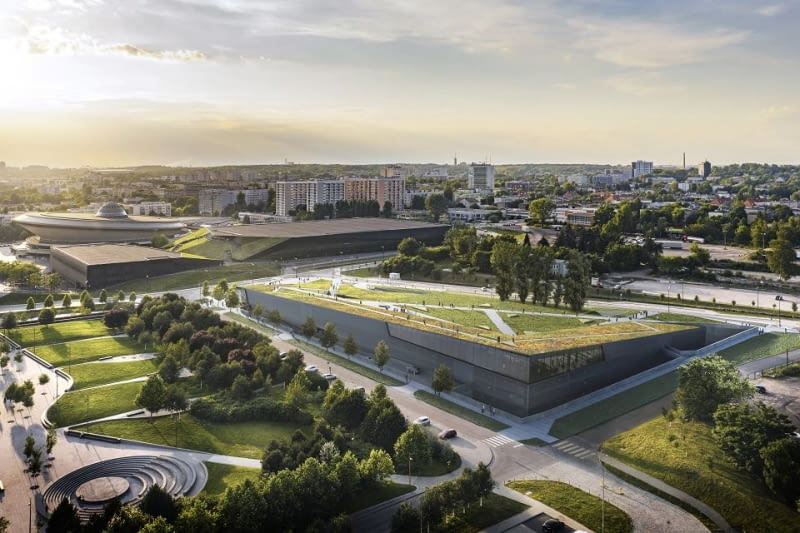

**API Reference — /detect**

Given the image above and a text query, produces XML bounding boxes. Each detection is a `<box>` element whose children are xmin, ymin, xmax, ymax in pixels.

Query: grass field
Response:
<box><xmin>413</xmin><ymin>390</ymin><xmax>509</xmax><ymax>431</ymax></box>
<box><xmin>34</xmin><ymin>336</ymin><xmax>145</xmax><ymax>367</ymax></box>
<box><xmin>549</xmin><ymin>371</ymin><xmax>678</xmax><ymax>439</ymax></box>
<box><xmin>343</xmin><ymin>482</ymin><xmax>416</xmax><ymax>513</ymax></box>
<box><xmin>421</xmin><ymin>308</ymin><xmax>497</xmax><ymax>331</ymax></box>
<box><xmin>717</xmin><ymin>332</ymin><xmax>800</xmax><ymax>364</ymax></box>
<box><xmin>601</xmin><ymin>416</ymin><xmax>800</xmax><ymax>532</ymax></box>
<box><xmin>202</xmin><ymin>462</ymin><xmax>262</xmax><ymax>496</ymax></box>
<box><xmin>653</xmin><ymin>312</ymin><xmax>724</xmax><ymax>324</ymax></box>
<box><xmin>49</xmin><ymin>381</ymin><xmax>144</xmax><ymax>426</ymax></box>
<box><xmin>501</xmin><ymin>313</ymin><xmax>586</xmax><ymax>334</ymax></box>
<box><xmin>105</xmin><ymin>262</ymin><xmax>280</xmax><ymax>293</ymax></box>
<box><xmin>453</xmin><ymin>493</ymin><xmax>529</xmax><ymax>532</ymax></box>
<box><xmin>507</xmin><ymin>480</ymin><xmax>632</xmax><ymax>533</ymax></box>
<box><xmin>9</xmin><ymin>319</ymin><xmax>111</xmax><ymax>347</ymax></box>
<box><xmin>68</xmin><ymin>358</ymin><xmax>160</xmax><ymax>390</ymax></box>
<box><xmin>80</xmin><ymin>415</ymin><xmax>311</xmax><ymax>459</ymax></box>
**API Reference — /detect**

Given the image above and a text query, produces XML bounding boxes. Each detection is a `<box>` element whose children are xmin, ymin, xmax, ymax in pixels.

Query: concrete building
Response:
<box><xmin>127</xmin><ymin>202</ymin><xmax>172</xmax><ymax>217</ymax></box>
<box><xmin>631</xmin><ymin>160</ymin><xmax>654</xmax><ymax>178</ymax></box>
<box><xmin>198</xmin><ymin>189</ymin><xmax>269</xmax><ymax>216</ymax></box>
<box><xmin>553</xmin><ymin>208</ymin><xmax>596</xmax><ymax>226</ymax></box>
<box><xmin>343</xmin><ymin>177</ymin><xmax>405</xmax><ymax>211</ymax></box>
<box><xmin>698</xmin><ymin>160</ymin><xmax>711</xmax><ymax>178</ymax></box>
<box><xmin>468</xmin><ymin>163</ymin><xmax>495</xmax><ymax>190</ymax></box>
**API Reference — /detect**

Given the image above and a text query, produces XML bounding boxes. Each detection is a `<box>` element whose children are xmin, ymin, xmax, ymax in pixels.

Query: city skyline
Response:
<box><xmin>1</xmin><ymin>0</ymin><xmax>798</xmax><ymax>167</ymax></box>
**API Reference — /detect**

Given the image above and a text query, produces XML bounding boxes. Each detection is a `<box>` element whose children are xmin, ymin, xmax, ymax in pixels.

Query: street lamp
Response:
<box><xmin>776</xmin><ymin>295</ymin><xmax>783</xmax><ymax>327</ymax></box>
<box><xmin>408</xmin><ymin>456</ymin><xmax>413</xmax><ymax>486</ymax></box>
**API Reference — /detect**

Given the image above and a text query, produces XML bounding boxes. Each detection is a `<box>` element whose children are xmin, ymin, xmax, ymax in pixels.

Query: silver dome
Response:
<box><xmin>95</xmin><ymin>202</ymin><xmax>128</xmax><ymax>218</ymax></box>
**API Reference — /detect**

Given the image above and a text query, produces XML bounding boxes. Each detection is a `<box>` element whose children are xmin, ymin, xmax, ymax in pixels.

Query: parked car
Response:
<box><xmin>322</xmin><ymin>373</ymin><xmax>337</xmax><ymax>381</ymax></box>
<box><xmin>438</xmin><ymin>428</ymin><xmax>457</xmax><ymax>439</ymax></box>
<box><xmin>413</xmin><ymin>416</ymin><xmax>431</xmax><ymax>426</ymax></box>
<box><xmin>755</xmin><ymin>385</ymin><xmax>767</xmax><ymax>394</ymax></box>
<box><xmin>304</xmin><ymin>365</ymin><xmax>319</xmax><ymax>373</ymax></box>
<box><xmin>542</xmin><ymin>518</ymin><xmax>564</xmax><ymax>532</ymax></box>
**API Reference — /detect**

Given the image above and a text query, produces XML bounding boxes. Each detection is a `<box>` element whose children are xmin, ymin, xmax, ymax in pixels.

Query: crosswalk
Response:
<box><xmin>552</xmin><ymin>440</ymin><xmax>596</xmax><ymax>460</ymax></box>
<box><xmin>483</xmin><ymin>434</ymin><xmax>523</xmax><ymax>448</ymax></box>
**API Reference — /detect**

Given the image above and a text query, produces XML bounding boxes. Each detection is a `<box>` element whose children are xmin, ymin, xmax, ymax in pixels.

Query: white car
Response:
<box><xmin>413</xmin><ymin>416</ymin><xmax>431</xmax><ymax>426</ymax></box>
<box><xmin>304</xmin><ymin>365</ymin><xmax>319</xmax><ymax>373</ymax></box>
<box><xmin>322</xmin><ymin>373</ymin><xmax>337</xmax><ymax>381</ymax></box>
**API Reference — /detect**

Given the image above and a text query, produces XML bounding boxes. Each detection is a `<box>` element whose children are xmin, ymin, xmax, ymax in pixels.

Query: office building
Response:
<box><xmin>631</xmin><ymin>160</ymin><xmax>654</xmax><ymax>178</ymax></box>
<box><xmin>344</xmin><ymin>177</ymin><xmax>405</xmax><ymax>211</ymax></box>
<box><xmin>128</xmin><ymin>202</ymin><xmax>172</xmax><ymax>217</ymax></box>
<box><xmin>468</xmin><ymin>163</ymin><xmax>495</xmax><ymax>190</ymax></box>
<box><xmin>698</xmin><ymin>161</ymin><xmax>711</xmax><ymax>178</ymax></box>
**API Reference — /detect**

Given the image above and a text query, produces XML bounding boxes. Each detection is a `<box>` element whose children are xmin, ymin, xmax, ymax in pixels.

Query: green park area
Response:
<box><xmin>33</xmin><ymin>336</ymin><xmax>144</xmax><ymax>367</ymax></box>
<box><xmin>601</xmin><ymin>416</ymin><xmax>800</xmax><ymax>532</ymax></box>
<box><xmin>9</xmin><ymin>319</ymin><xmax>111</xmax><ymax>347</ymax></box>
<box><xmin>68</xmin><ymin>358</ymin><xmax>159</xmax><ymax>390</ymax></box>
<box><xmin>718</xmin><ymin>332</ymin><xmax>800</xmax><ymax>364</ymax></box>
<box><xmin>501</xmin><ymin>312</ymin><xmax>587</xmax><ymax>334</ymax></box>
<box><xmin>421</xmin><ymin>308</ymin><xmax>497</xmax><ymax>331</ymax></box>
<box><xmin>202</xmin><ymin>463</ymin><xmax>262</xmax><ymax>496</ymax></box>
<box><xmin>507</xmin><ymin>480</ymin><xmax>632</xmax><ymax>533</ymax></box>
<box><xmin>81</xmin><ymin>415</ymin><xmax>312</xmax><ymax>459</ymax></box>
<box><xmin>653</xmin><ymin>312</ymin><xmax>724</xmax><ymax>324</ymax></box>
<box><xmin>49</xmin><ymin>381</ymin><xmax>145</xmax><ymax>426</ymax></box>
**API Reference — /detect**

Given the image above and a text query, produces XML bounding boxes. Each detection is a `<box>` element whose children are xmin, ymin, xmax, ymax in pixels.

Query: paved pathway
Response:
<box><xmin>484</xmin><ymin>309</ymin><xmax>515</xmax><ymax>335</ymax></box>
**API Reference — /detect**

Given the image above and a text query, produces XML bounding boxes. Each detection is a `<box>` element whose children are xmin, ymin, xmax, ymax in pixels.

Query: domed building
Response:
<box><xmin>12</xmin><ymin>202</ymin><xmax>185</xmax><ymax>252</ymax></box>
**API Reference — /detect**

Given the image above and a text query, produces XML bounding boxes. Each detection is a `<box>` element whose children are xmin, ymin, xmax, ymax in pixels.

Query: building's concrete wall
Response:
<box><xmin>241</xmin><ymin>288</ymin><xmax>716</xmax><ymax>416</ymax></box>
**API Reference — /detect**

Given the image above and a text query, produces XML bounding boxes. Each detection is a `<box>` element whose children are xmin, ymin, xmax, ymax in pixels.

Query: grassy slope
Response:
<box><xmin>105</xmin><ymin>262</ymin><xmax>280</xmax><ymax>293</ymax></box>
<box><xmin>717</xmin><ymin>332</ymin><xmax>800</xmax><ymax>364</ymax></box>
<box><xmin>507</xmin><ymin>480</ymin><xmax>632</xmax><ymax>533</ymax></box>
<box><xmin>80</xmin><ymin>415</ymin><xmax>311</xmax><ymax>459</ymax></box>
<box><xmin>49</xmin><ymin>381</ymin><xmax>144</xmax><ymax>426</ymax></box>
<box><xmin>34</xmin><ymin>336</ymin><xmax>144</xmax><ymax>366</ymax></box>
<box><xmin>501</xmin><ymin>313</ymin><xmax>585</xmax><ymax>334</ymax></box>
<box><xmin>9</xmin><ymin>320</ymin><xmax>110</xmax><ymax>347</ymax></box>
<box><xmin>202</xmin><ymin>462</ymin><xmax>262</xmax><ymax>496</ymax></box>
<box><xmin>413</xmin><ymin>391</ymin><xmax>509</xmax><ymax>431</ymax></box>
<box><xmin>68</xmin><ymin>359</ymin><xmax>159</xmax><ymax>390</ymax></box>
<box><xmin>653</xmin><ymin>312</ymin><xmax>724</xmax><ymax>324</ymax></box>
<box><xmin>421</xmin><ymin>308</ymin><xmax>497</xmax><ymax>331</ymax></box>
<box><xmin>601</xmin><ymin>416</ymin><xmax>799</xmax><ymax>532</ymax></box>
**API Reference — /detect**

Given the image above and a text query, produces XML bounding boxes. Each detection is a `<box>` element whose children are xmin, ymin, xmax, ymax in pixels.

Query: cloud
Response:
<box><xmin>756</xmin><ymin>4</ymin><xmax>784</xmax><ymax>16</ymax></box>
<box><xmin>570</xmin><ymin>19</ymin><xmax>748</xmax><ymax>68</ymax></box>
<box><xmin>762</xmin><ymin>104</ymin><xmax>798</xmax><ymax>116</ymax></box>
<box><xmin>605</xmin><ymin>72</ymin><xmax>685</xmax><ymax>96</ymax></box>
<box><xmin>24</xmin><ymin>25</ymin><xmax>206</xmax><ymax>61</ymax></box>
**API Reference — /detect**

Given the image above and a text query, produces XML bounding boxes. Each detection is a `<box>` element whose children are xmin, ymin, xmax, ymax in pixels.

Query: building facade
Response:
<box><xmin>698</xmin><ymin>161</ymin><xmax>711</xmax><ymax>178</ymax></box>
<box><xmin>198</xmin><ymin>189</ymin><xmax>269</xmax><ymax>216</ymax></box>
<box><xmin>631</xmin><ymin>160</ymin><xmax>654</xmax><ymax>178</ymax></box>
<box><xmin>468</xmin><ymin>163</ymin><xmax>495</xmax><ymax>190</ymax></box>
<box><xmin>127</xmin><ymin>202</ymin><xmax>172</xmax><ymax>217</ymax></box>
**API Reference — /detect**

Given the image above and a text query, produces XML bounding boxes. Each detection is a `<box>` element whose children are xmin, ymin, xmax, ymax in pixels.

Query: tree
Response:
<box><xmin>267</xmin><ymin>310</ymin><xmax>281</xmax><ymax>324</ymax></box>
<box><xmin>528</xmin><ymin>197</ymin><xmax>556</xmax><ymax>225</ymax></box>
<box><xmin>225</xmin><ymin>289</ymin><xmax>240</xmax><ymax>308</ymax></box>
<box><xmin>231</xmin><ymin>374</ymin><xmax>253</xmax><ymax>401</ymax></box>
<box><xmin>24</xmin><ymin>433</ymin><xmax>36</xmax><ymax>460</ymax></box>
<box><xmin>38</xmin><ymin>307</ymin><xmax>55</xmax><ymax>326</ymax></box>
<box><xmin>677</xmin><ymin>355</ymin><xmax>752</xmax><ymax>422</ymax></box>
<box><xmin>201</xmin><ymin>280</ymin><xmax>210</xmax><ymax>298</ymax></box>
<box><xmin>761</xmin><ymin>438</ymin><xmax>800</xmax><ymax>504</ymax></box>
<box><xmin>26</xmin><ymin>296</ymin><xmax>35</xmax><ymax>311</ymax></box>
<box><xmin>0</xmin><ymin>355</ymin><xmax>8</xmax><ymax>374</ymax></box>
<box><xmin>391</xmin><ymin>503</ymin><xmax>421</xmax><ymax>533</ymax></box>
<box><xmin>285</xmin><ymin>369</ymin><xmax>311</xmax><ymax>409</ymax></box>
<box><xmin>358</xmin><ymin>448</ymin><xmax>395</xmax><ymax>485</ymax></box>
<box><xmin>374</xmin><ymin>340</ymin><xmax>390</xmax><ymax>372</ymax></box>
<box><xmin>99</xmin><ymin>288</ymin><xmax>108</xmax><ymax>303</ymax></box>
<box><xmin>28</xmin><ymin>446</ymin><xmax>42</xmax><ymax>477</ymax></box>
<box><xmin>425</xmin><ymin>193</ymin><xmax>448</xmax><ymax>222</ymax></box>
<box><xmin>252</xmin><ymin>304</ymin><xmax>264</xmax><ymax>320</ymax></box>
<box><xmin>129</xmin><ymin>291</ymin><xmax>137</xmax><ymax>303</ymax></box>
<box><xmin>431</xmin><ymin>364</ymin><xmax>455</xmax><ymax>396</ymax></box>
<box><xmin>300</xmin><ymin>316</ymin><xmax>317</xmax><ymax>338</ymax></box>
<box><xmin>343</xmin><ymin>333</ymin><xmax>358</xmax><ymax>358</ymax></box>
<box><xmin>46</xmin><ymin>426</ymin><xmax>58</xmax><ymax>456</ymax></box>
<box><xmin>159</xmin><ymin>354</ymin><xmax>180</xmax><ymax>384</ymax></box>
<box><xmin>136</xmin><ymin>375</ymin><xmax>167</xmax><ymax>421</ymax></box>
<box><xmin>490</xmin><ymin>240</ymin><xmax>517</xmax><ymax>301</ymax></box>
<box><xmin>47</xmin><ymin>497</ymin><xmax>81</xmax><ymax>533</ymax></box>
<box><xmin>61</xmin><ymin>293</ymin><xmax>72</xmax><ymax>309</ymax></box>
<box><xmin>2</xmin><ymin>312</ymin><xmax>17</xmax><ymax>331</ymax></box>
<box><xmin>394</xmin><ymin>424</ymin><xmax>432</xmax><ymax>473</ymax></box>
<box><xmin>43</xmin><ymin>293</ymin><xmax>54</xmax><ymax>308</ymax></box>
<box><xmin>104</xmin><ymin>308</ymin><xmax>130</xmax><ymax>329</ymax></box>
<box><xmin>39</xmin><ymin>373</ymin><xmax>50</xmax><ymax>385</ymax></box>
<box><xmin>79</xmin><ymin>289</ymin><xmax>91</xmax><ymax>307</ymax></box>
<box><xmin>320</xmin><ymin>322</ymin><xmax>338</xmax><ymax>351</ymax></box>
<box><xmin>397</xmin><ymin>237</ymin><xmax>423</xmax><ymax>257</ymax></box>
<box><xmin>688</xmin><ymin>242</ymin><xmax>711</xmax><ymax>267</ymax></box>
<box><xmin>563</xmin><ymin>250</ymin><xmax>591</xmax><ymax>313</ymax></box>
<box><xmin>767</xmin><ymin>236</ymin><xmax>796</xmax><ymax>280</ymax></box>
<box><xmin>151</xmin><ymin>233</ymin><xmax>169</xmax><ymax>248</ymax></box>
<box><xmin>141</xmin><ymin>484</ymin><xmax>178</xmax><ymax>522</ymax></box>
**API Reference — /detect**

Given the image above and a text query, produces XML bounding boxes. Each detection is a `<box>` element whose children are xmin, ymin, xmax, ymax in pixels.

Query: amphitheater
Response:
<box><xmin>41</xmin><ymin>455</ymin><xmax>207</xmax><ymax>520</ymax></box>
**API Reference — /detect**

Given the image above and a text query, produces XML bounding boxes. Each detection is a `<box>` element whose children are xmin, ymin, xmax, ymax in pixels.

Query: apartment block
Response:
<box><xmin>128</xmin><ymin>202</ymin><xmax>172</xmax><ymax>217</ymax></box>
<box><xmin>468</xmin><ymin>163</ymin><xmax>495</xmax><ymax>190</ymax></box>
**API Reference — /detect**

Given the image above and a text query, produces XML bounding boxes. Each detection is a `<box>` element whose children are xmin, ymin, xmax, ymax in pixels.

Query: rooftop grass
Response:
<box><xmin>420</xmin><ymin>308</ymin><xmax>498</xmax><ymax>331</ymax></box>
<box><xmin>80</xmin><ymin>414</ymin><xmax>312</xmax><ymax>459</ymax></box>
<box><xmin>33</xmin><ymin>336</ymin><xmax>145</xmax><ymax>367</ymax></box>
<box><xmin>549</xmin><ymin>371</ymin><xmax>678</xmax><ymax>439</ymax></box>
<box><xmin>413</xmin><ymin>391</ymin><xmax>509</xmax><ymax>431</ymax></box>
<box><xmin>507</xmin><ymin>480</ymin><xmax>632</xmax><ymax>533</ymax></box>
<box><xmin>202</xmin><ymin>462</ymin><xmax>262</xmax><ymax>496</ymax></box>
<box><xmin>500</xmin><ymin>312</ymin><xmax>586</xmax><ymax>334</ymax></box>
<box><xmin>49</xmin><ymin>381</ymin><xmax>144</xmax><ymax>427</ymax></box>
<box><xmin>653</xmin><ymin>312</ymin><xmax>724</xmax><ymax>324</ymax></box>
<box><xmin>67</xmin><ymin>358</ymin><xmax>160</xmax><ymax>390</ymax></box>
<box><xmin>601</xmin><ymin>416</ymin><xmax>800</xmax><ymax>532</ymax></box>
<box><xmin>9</xmin><ymin>319</ymin><xmax>111</xmax><ymax>347</ymax></box>
<box><xmin>717</xmin><ymin>332</ymin><xmax>800</xmax><ymax>364</ymax></box>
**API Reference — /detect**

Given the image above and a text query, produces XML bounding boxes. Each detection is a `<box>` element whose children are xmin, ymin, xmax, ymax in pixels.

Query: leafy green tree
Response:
<box><xmin>357</xmin><ymin>448</ymin><xmax>394</xmax><ymax>485</ymax></box>
<box><xmin>24</xmin><ymin>433</ymin><xmax>36</xmax><ymax>460</ymax></box>
<box><xmin>688</xmin><ymin>242</ymin><xmax>711</xmax><ymax>267</ymax></box>
<box><xmin>528</xmin><ymin>197</ymin><xmax>556</xmax><ymax>225</ymax></box>
<box><xmin>116</xmin><ymin>290</ymin><xmax>126</xmax><ymax>302</ymax></box>
<box><xmin>251</xmin><ymin>304</ymin><xmax>264</xmax><ymax>320</ymax></box>
<box><xmin>431</xmin><ymin>364</ymin><xmax>455</xmax><ymax>396</ymax></box>
<box><xmin>320</xmin><ymin>322</ymin><xmax>338</xmax><ymax>351</ymax></box>
<box><xmin>0</xmin><ymin>355</ymin><xmax>9</xmax><ymax>374</ymax></box>
<box><xmin>104</xmin><ymin>308</ymin><xmax>130</xmax><ymax>329</ymax></box>
<box><xmin>563</xmin><ymin>249</ymin><xmax>591</xmax><ymax>312</ymax></box>
<box><xmin>490</xmin><ymin>240</ymin><xmax>517</xmax><ymax>301</ymax></box>
<box><xmin>343</xmin><ymin>333</ymin><xmax>358</xmax><ymax>358</ymax></box>
<box><xmin>38</xmin><ymin>307</ymin><xmax>55</xmax><ymax>326</ymax></box>
<box><xmin>46</xmin><ymin>426</ymin><xmax>58</xmax><ymax>456</ymax></box>
<box><xmin>677</xmin><ymin>355</ymin><xmax>752</xmax><ymax>422</ymax></box>
<box><xmin>44</xmin><ymin>293</ymin><xmax>54</xmax><ymax>307</ymax></box>
<box><xmin>61</xmin><ymin>293</ymin><xmax>72</xmax><ymax>309</ymax></box>
<box><xmin>79</xmin><ymin>289</ymin><xmax>91</xmax><ymax>306</ymax></box>
<box><xmin>231</xmin><ymin>374</ymin><xmax>253</xmax><ymax>401</ymax></box>
<box><xmin>394</xmin><ymin>424</ymin><xmax>432</xmax><ymax>473</ymax></box>
<box><xmin>129</xmin><ymin>291</ymin><xmax>137</xmax><ymax>303</ymax></box>
<box><xmin>151</xmin><ymin>234</ymin><xmax>169</xmax><ymax>248</ymax></box>
<box><xmin>425</xmin><ymin>193</ymin><xmax>448</xmax><ymax>222</ymax></box>
<box><xmin>99</xmin><ymin>288</ymin><xmax>107</xmax><ymax>303</ymax></box>
<box><xmin>767</xmin><ymin>236</ymin><xmax>796</xmax><ymax>280</ymax></box>
<box><xmin>201</xmin><ymin>280</ymin><xmax>210</xmax><ymax>298</ymax></box>
<box><xmin>47</xmin><ymin>497</ymin><xmax>81</xmax><ymax>533</ymax></box>
<box><xmin>136</xmin><ymin>374</ymin><xmax>167</xmax><ymax>421</ymax></box>
<box><xmin>158</xmin><ymin>354</ymin><xmax>180</xmax><ymax>384</ymax></box>
<box><xmin>397</xmin><ymin>237</ymin><xmax>423</xmax><ymax>257</ymax></box>
<box><xmin>26</xmin><ymin>296</ymin><xmax>35</xmax><ymax>311</ymax></box>
<box><xmin>225</xmin><ymin>289</ymin><xmax>240</xmax><ymax>308</ymax></box>
<box><xmin>141</xmin><ymin>484</ymin><xmax>178</xmax><ymax>522</ymax></box>
<box><xmin>267</xmin><ymin>310</ymin><xmax>281</xmax><ymax>324</ymax></box>
<box><xmin>2</xmin><ymin>312</ymin><xmax>17</xmax><ymax>331</ymax></box>
<box><xmin>285</xmin><ymin>369</ymin><xmax>311</xmax><ymax>409</ymax></box>
<box><xmin>39</xmin><ymin>373</ymin><xmax>50</xmax><ymax>385</ymax></box>
<box><xmin>374</xmin><ymin>340</ymin><xmax>390</xmax><ymax>372</ymax></box>
<box><xmin>300</xmin><ymin>316</ymin><xmax>317</xmax><ymax>337</ymax></box>
<box><xmin>391</xmin><ymin>503</ymin><xmax>421</xmax><ymax>533</ymax></box>
<box><xmin>761</xmin><ymin>438</ymin><xmax>800</xmax><ymax>505</ymax></box>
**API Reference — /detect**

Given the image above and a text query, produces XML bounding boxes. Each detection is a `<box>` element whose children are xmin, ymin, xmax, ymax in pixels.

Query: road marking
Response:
<box><xmin>484</xmin><ymin>434</ymin><xmax>516</xmax><ymax>448</ymax></box>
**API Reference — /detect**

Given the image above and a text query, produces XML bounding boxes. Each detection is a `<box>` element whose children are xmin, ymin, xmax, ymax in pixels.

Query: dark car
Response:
<box><xmin>755</xmin><ymin>385</ymin><xmax>767</xmax><ymax>394</ymax></box>
<box><xmin>438</xmin><ymin>428</ymin><xmax>457</xmax><ymax>439</ymax></box>
<box><xmin>542</xmin><ymin>518</ymin><xmax>564</xmax><ymax>532</ymax></box>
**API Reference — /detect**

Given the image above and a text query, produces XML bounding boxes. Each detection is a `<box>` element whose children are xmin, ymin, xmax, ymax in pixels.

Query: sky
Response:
<box><xmin>0</xmin><ymin>0</ymin><xmax>798</xmax><ymax>168</ymax></box>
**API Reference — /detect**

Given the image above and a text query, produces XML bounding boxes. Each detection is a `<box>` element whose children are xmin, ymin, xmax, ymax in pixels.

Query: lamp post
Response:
<box><xmin>776</xmin><ymin>295</ymin><xmax>783</xmax><ymax>327</ymax></box>
<box><xmin>408</xmin><ymin>456</ymin><xmax>413</xmax><ymax>486</ymax></box>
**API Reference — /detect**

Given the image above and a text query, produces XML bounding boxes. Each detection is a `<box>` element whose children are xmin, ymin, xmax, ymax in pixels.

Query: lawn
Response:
<box><xmin>501</xmin><ymin>312</ymin><xmax>586</xmax><ymax>334</ymax></box>
<box><xmin>413</xmin><ymin>390</ymin><xmax>509</xmax><ymax>431</ymax></box>
<box><xmin>49</xmin><ymin>381</ymin><xmax>144</xmax><ymax>427</ymax></box>
<box><xmin>421</xmin><ymin>308</ymin><xmax>497</xmax><ymax>331</ymax></box>
<box><xmin>9</xmin><ymin>319</ymin><xmax>111</xmax><ymax>347</ymax></box>
<box><xmin>342</xmin><ymin>482</ymin><xmax>415</xmax><ymax>513</ymax></box>
<box><xmin>34</xmin><ymin>336</ymin><xmax>145</xmax><ymax>367</ymax></box>
<box><xmin>80</xmin><ymin>414</ymin><xmax>312</xmax><ymax>459</ymax></box>
<box><xmin>601</xmin><ymin>416</ymin><xmax>800</xmax><ymax>532</ymax></box>
<box><xmin>105</xmin><ymin>262</ymin><xmax>280</xmax><ymax>293</ymax></box>
<box><xmin>67</xmin><ymin>358</ymin><xmax>160</xmax><ymax>390</ymax></box>
<box><xmin>717</xmin><ymin>332</ymin><xmax>800</xmax><ymax>364</ymax></box>
<box><xmin>549</xmin><ymin>371</ymin><xmax>678</xmax><ymax>439</ymax></box>
<box><xmin>507</xmin><ymin>480</ymin><xmax>632</xmax><ymax>533</ymax></box>
<box><xmin>453</xmin><ymin>492</ymin><xmax>529</xmax><ymax>532</ymax></box>
<box><xmin>202</xmin><ymin>462</ymin><xmax>262</xmax><ymax>496</ymax></box>
<box><xmin>653</xmin><ymin>312</ymin><xmax>724</xmax><ymax>324</ymax></box>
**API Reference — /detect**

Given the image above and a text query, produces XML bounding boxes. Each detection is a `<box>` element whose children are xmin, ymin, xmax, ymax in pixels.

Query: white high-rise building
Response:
<box><xmin>468</xmin><ymin>163</ymin><xmax>495</xmax><ymax>190</ymax></box>
<box><xmin>631</xmin><ymin>160</ymin><xmax>654</xmax><ymax>178</ymax></box>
